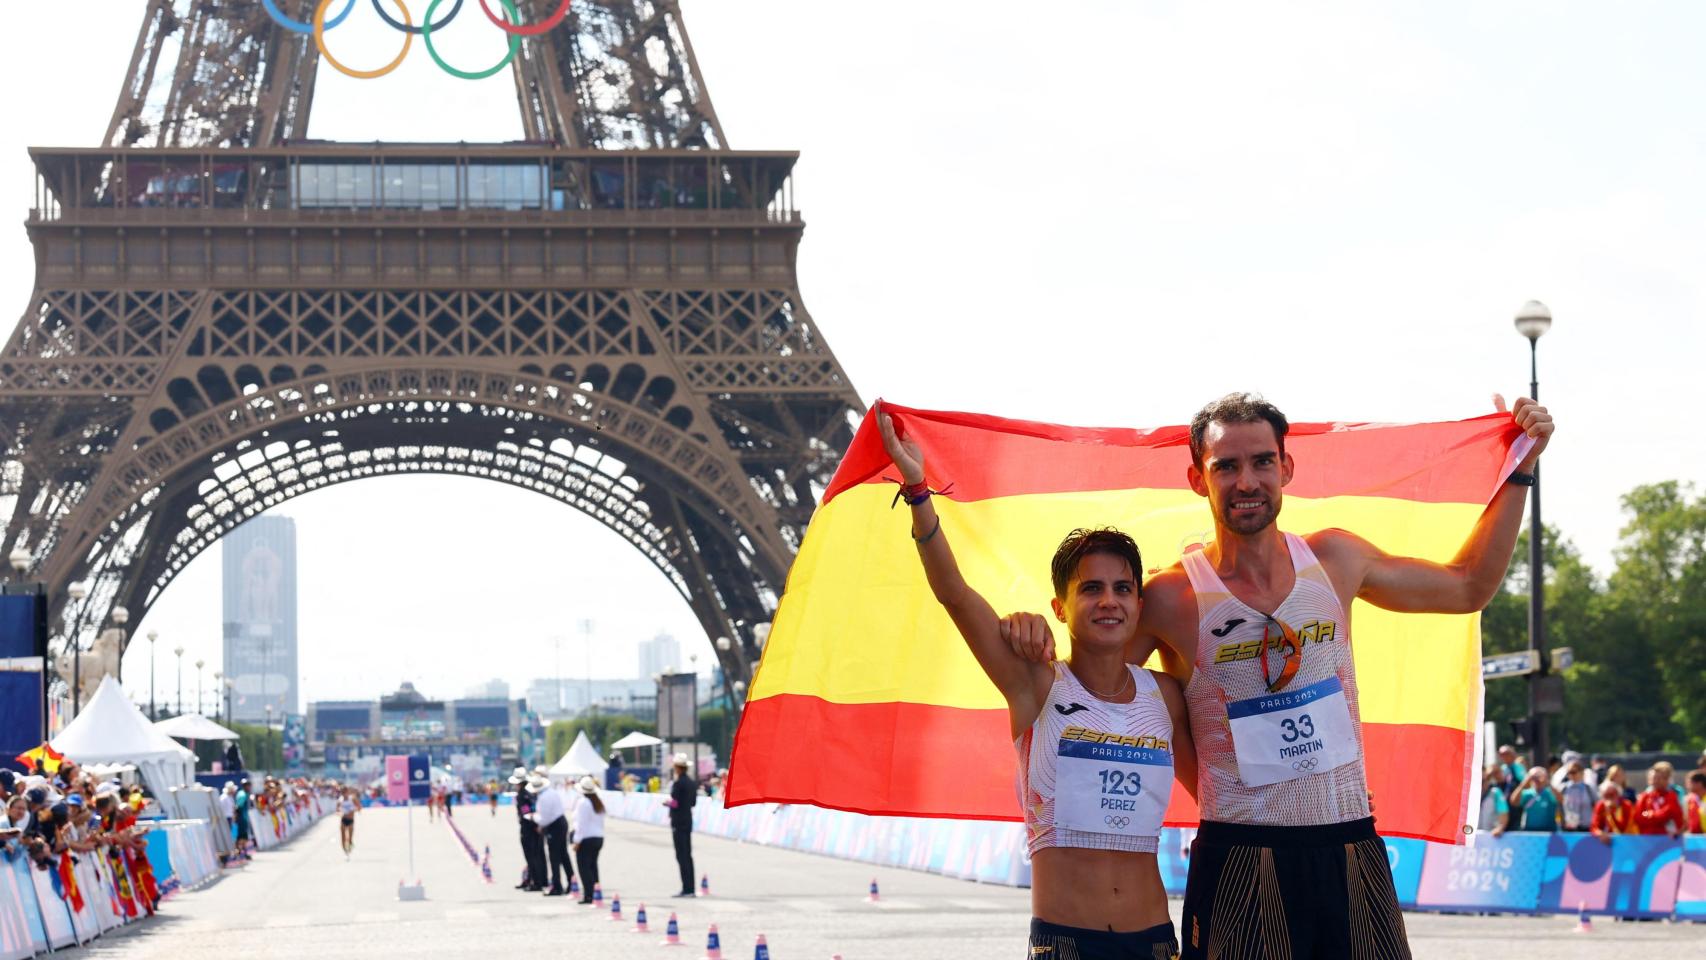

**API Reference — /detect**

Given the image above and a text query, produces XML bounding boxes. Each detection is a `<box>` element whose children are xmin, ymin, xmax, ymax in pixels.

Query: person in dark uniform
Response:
<box><xmin>510</xmin><ymin>766</ymin><xmax>546</xmax><ymax>891</ymax></box>
<box><xmin>667</xmin><ymin>754</ymin><xmax>698</xmax><ymax>896</ymax></box>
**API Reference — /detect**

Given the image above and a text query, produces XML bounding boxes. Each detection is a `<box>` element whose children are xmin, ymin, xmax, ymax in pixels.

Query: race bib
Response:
<box><xmin>1226</xmin><ymin>675</ymin><xmax>1358</xmax><ymax>787</ymax></box>
<box><xmin>1055</xmin><ymin>739</ymin><xmax>1172</xmax><ymax>838</ymax></box>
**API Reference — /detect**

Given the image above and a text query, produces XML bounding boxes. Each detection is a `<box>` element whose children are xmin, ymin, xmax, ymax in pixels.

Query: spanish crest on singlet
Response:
<box><xmin>1016</xmin><ymin>661</ymin><xmax>1175</xmax><ymax>856</ymax></box>
<box><xmin>1182</xmin><ymin>532</ymin><xmax>1371</xmax><ymax>826</ymax></box>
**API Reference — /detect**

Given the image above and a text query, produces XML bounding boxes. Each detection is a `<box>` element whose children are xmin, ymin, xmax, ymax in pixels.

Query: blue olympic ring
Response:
<box><xmin>264</xmin><ymin>0</ymin><xmax>357</xmax><ymax>34</ymax></box>
<box><xmin>371</xmin><ymin>0</ymin><xmax>465</xmax><ymax>34</ymax></box>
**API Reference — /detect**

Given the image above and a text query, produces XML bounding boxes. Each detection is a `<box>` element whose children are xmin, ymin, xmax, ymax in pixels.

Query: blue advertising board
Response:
<box><xmin>0</xmin><ymin>592</ymin><xmax>46</xmax><ymax>771</ymax></box>
<box><xmin>407</xmin><ymin>754</ymin><xmax>431</xmax><ymax>801</ymax></box>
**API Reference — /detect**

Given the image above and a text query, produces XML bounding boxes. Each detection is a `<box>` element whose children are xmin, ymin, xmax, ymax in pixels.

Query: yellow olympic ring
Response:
<box><xmin>316</xmin><ymin>0</ymin><xmax>414</xmax><ymax>79</ymax></box>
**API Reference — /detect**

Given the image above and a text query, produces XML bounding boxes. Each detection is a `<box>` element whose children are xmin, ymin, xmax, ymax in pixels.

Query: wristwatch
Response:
<box><xmin>1507</xmin><ymin>471</ymin><xmax>1537</xmax><ymax>487</ymax></box>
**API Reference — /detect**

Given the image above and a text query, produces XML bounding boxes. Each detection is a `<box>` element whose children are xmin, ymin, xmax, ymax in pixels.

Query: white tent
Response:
<box><xmin>53</xmin><ymin>676</ymin><xmax>195</xmax><ymax>806</ymax></box>
<box><xmin>547</xmin><ymin>730</ymin><xmax>609</xmax><ymax>779</ymax></box>
<box><xmin>609</xmin><ymin>730</ymin><xmax>663</xmax><ymax>750</ymax></box>
<box><xmin>154</xmin><ymin>713</ymin><xmax>240</xmax><ymax>741</ymax></box>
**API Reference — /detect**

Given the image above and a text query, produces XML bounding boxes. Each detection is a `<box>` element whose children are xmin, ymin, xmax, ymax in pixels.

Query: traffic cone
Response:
<box><xmin>480</xmin><ymin>846</ymin><xmax>492</xmax><ymax>883</ymax></box>
<box><xmin>752</xmin><ymin>933</ymin><xmax>770</xmax><ymax>960</ymax></box>
<box><xmin>569</xmin><ymin>875</ymin><xmax>580</xmax><ymax>897</ymax></box>
<box><xmin>866</xmin><ymin>878</ymin><xmax>880</xmax><ymax>902</ymax></box>
<box><xmin>700</xmin><ymin>873</ymin><xmax>711</xmax><ymax>896</ymax></box>
<box><xmin>589</xmin><ymin>883</ymin><xmax>604</xmax><ymax>908</ymax></box>
<box><xmin>632</xmin><ymin>903</ymin><xmax>650</xmax><ymax>933</ymax></box>
<box><xmin>1574</xmin><ymin>902</ymin><xmax>1593</xmax><ymax>933</ymax></box>
<box><xmin>660</xmin><ymin>912</ymin><xmax>684</xmax><ymax>946</ymax></box>
<box><xmin>608</xmin><ymin>894</ymin><xmax>624</xmax><ymax>921</ymax></box>
<box><xmin>701</xmin><ymin>923</ymin><xmax>723</xmax><ymax>960</ymax></box>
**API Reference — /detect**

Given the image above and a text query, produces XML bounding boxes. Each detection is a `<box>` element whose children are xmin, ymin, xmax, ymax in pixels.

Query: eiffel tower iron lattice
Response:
<box><xmin>3</xmin><ymin>0</ymin><xmax>862</xmax><ymax>707</ymax></box>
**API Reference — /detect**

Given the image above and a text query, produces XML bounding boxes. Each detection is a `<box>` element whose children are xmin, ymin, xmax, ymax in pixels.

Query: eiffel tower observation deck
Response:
<box><xmin>2</xmin><ymin>0</ymin><xmax>862</xmax><ymax>699</ymax></box>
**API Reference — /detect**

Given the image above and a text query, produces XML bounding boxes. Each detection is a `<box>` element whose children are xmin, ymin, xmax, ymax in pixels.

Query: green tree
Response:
<box><xmin>544</xmin><ymin>714</ymin><xmax>655</xmax><ymax>764</ymax></box>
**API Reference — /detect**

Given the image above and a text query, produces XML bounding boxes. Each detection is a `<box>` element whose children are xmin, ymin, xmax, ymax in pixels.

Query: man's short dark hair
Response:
<box><xmin>1189</xmin><ymin>392</ymin><xmax>1290</xmax><ymax>466</ymax></box>
<box><xmin>1689</xmin><ymin>771</ymin><xmax>1706</xmax><ymax>789</ymax></box>
<box><xmin>1050</xmin><ymin>528</ymin><xmax>1143</xmax><ymax>600</ymax></box>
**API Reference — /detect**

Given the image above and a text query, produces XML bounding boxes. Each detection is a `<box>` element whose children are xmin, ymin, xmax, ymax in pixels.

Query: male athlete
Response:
<box><xmin>1004</xmin><ymin>392</ymin><xmax>1553</xmax><ymax>959</ymax></box>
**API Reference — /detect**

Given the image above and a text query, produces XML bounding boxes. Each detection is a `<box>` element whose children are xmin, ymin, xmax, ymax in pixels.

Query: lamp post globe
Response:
<box><xmin>1513</xmin><ymin>299</ymin><xmax>1552</xmax><ymax>766</ymax></box>
<box><xmin>1514</xmin><ymin>300</ymin><xmax>1551</xmax><ymax>341</ymax></box>
<box><xmin>7</xmin><ymin>547</ymin><xmax>29</xmax><ymax>578</ymax></box>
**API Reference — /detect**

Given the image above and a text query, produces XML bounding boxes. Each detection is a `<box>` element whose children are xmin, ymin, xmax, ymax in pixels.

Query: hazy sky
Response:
<box><xmin>3</xmin><ymin>3</ymin><xmax>1702</xmax><ymax>709</ymax></box>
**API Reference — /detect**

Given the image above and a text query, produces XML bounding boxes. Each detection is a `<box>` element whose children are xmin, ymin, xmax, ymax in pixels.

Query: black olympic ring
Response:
<box><xmin>1103</xmin><ymin>815</ymin><xmax>1131</xmax><ymax>829</ymax></box>
<box><xmin>371</xmin><ymin>0</ymin><xmax>465</xmax><ymax>34</ymax></box>
<box><xmin>1290</xmin><ymin>757</ymin><xmax>1319</xmax><ymax>772</ymax></box>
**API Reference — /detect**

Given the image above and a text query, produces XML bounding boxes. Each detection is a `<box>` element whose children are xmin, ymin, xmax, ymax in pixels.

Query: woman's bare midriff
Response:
<box><xmin>1029</xmin><ymin>846</ymin><xmax>1171</xmax><ymax>932</ymax></box>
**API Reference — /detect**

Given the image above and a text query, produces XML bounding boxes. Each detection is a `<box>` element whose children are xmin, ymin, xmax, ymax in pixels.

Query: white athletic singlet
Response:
<box><xmin>1016</xmin><ymin>661</ymin><xmax>1176</xmax><ymax>856</ymax></box>
<box><xmin>1181</xmin><ymin>532</ymin><xmax>1371</xmax><ymax>826</ymax></box>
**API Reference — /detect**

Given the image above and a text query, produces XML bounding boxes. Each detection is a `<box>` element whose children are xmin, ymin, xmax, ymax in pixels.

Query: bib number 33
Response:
<box><xmin>1226</xmin><ymin>675</ymin><xmax>1358</xmax><ymax>788</ymax></box>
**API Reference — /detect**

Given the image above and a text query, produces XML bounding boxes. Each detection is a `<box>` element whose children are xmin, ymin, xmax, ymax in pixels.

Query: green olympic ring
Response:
<box><xmin>423</xmin><ymin>0</ymin><xmax>521</xmax><ymax>80</ymax></box>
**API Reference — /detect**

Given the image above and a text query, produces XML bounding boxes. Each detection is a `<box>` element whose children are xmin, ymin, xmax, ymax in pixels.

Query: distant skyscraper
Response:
<box><xmin>222</xmin><ymin>514</ymin><xmax>298</xmax><ymax>722</ymax></box>
<box><xmin>464</xmin><ymin>678</ymin><xmax>510</xmax><ymax>700</ymax></box>
<box><xmin>638</xmin><ymin>631</ymin><xmax>680</xmax><ymax>679</ymax></box>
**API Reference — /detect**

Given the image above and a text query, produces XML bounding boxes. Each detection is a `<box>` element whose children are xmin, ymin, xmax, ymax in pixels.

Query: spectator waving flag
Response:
<box><xmin>726</xmin><ymin>402</ymin><xmax>1530</xmax><ymax>844</ymax></box>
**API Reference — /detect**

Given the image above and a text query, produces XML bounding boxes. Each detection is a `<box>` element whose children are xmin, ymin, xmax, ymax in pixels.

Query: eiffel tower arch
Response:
<box><xmin>1</xmin><ymin>0</ymin><xmax>862</xmax><ymax>696</ymax></box>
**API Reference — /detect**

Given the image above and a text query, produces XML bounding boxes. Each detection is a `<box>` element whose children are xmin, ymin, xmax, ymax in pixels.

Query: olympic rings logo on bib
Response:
<box><xmin>1104</xmin><ymin>815</ymin><xmax>1131</xmax><ymax>829</ymax></box>
<box><xmin>261</xmin><ymin>0</ymin><xmax>569</xmax><ymax>79</ymax></box>
<box><xmin>1290</xmin><ymin>757</ymin><xmax>1320</xmax><ymax>772</ymax></box>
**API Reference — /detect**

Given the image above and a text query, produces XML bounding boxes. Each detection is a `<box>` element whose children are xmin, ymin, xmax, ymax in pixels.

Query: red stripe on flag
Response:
<box><xmin>828</xmin><ymin>403</ymin><xmax>1522</xmax><ymax>506</ymax></box>
<box><xmin>726</xmin><ymin>694</ymin><xmax>1021</xmax><ymax>821</ymax></box>
<box><xmin>727</xmin><ymin>694</ymin><xmax>1473</xmax><ymax>843</ymax></box>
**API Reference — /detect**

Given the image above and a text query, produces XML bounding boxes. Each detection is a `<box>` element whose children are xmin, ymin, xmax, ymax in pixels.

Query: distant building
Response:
<box><xmin>306</xmin><ymin>681</ymin><xmax>528</xmax><ymax>776</ymax></box>
<box><xmin>525</xmin><ymin>677</ymin><xmax>657</xmax><ymax>721</ymax></box>
<box><xmin>222</xmin><ymin>514</ymin><xmax>298</xmax><ymax>722</ymax></box>
<box><xmin>637</xmin><ymin>631</ymin><xmax>679</xmax><ymax>678</ymax></box>
<box><xmin>464</xmin><ymin>678</ymin><xmax>510</xmax><ymax>700</ymax></box>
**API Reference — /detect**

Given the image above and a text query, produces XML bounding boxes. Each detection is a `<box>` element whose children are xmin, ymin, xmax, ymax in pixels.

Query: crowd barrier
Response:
<box><xmin>602</xmin><ymin>792</ymin><xmax>1706</xmax><ymax>921</ymax></box>
<box><xmin>0</xmin><ymin>796</ymin><xmax>332</xmax><ymax>960</ymax></box>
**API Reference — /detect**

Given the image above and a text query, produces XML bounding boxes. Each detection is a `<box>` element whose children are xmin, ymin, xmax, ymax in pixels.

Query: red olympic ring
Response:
<box><xmin>477</xmin><ymin>0</ymin><xmax>570</xmax><ymax>35</ymax></box>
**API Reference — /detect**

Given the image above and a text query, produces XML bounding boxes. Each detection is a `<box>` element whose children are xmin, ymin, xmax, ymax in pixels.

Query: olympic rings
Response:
<box><xmin>317</xmin><ymin>0</ymin><xmax>414</xmax><ymax>80</ymax></box>
<box><xmin>424</xmin><ymin>0</ymin><xmax>521</xmax><ymax>81</ymax></box>
<box><xmin>477</xmin><ymin>0</ymin><xmax>570</xmax><ymax>36</ymax></box>
<box><xmin>372</xmin><ymin>0</ymin><xmax>463</xmax><ymax>35</ymax></box>
<box><xmin>264</xmin><ymin>0</ymin><xmax>357</xmax><ymax>34</ymax></box>
<box><xmin>1103</xmin><ymin>815</ymin><xmax>1131</xmax><ymax>829</ymax></box>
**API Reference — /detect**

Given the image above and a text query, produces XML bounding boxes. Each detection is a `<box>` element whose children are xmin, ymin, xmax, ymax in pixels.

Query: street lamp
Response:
<box><xmin>212</xmin><ymin>670</ymin><xmax>221</xmax><ymax>718</ymax></box>
<box><xmin>223</xmin><ymin>677</ymin><xmax>234</xmax><ymax>725</ymax></box>
<box><xmin>67</xmin><ymin>581</ymin><xmax>87</xmax><ymax>715</ymax></box>
<box><xmin>146</xmin><ymin>630</ymin><xmax>159</xmax><ymax>719</ymax></box>
<box><xmin>195</xmin><ymin>659</ymin><xmax>205</xmax><ymax>717</ymax></box>
<box><xmin>1514</xmin><ymin>300</ymin><xmax>1552</xmax><ymax>764</ymax></box>
<box><xmin>110</xmin><ymin>606</ymin><xmax>128</xmax><ymax>686</ymax></box>
<box><xmin>173</xmin><ymin>644</ymin><xmax>185</xmax><ymax>716</ymax></box>
<box><xmin>715</xmin><ymin>636</ymin><xmax>733</xmax><ymax>713</ymax></box>
<box><xmin>6</xmin><ymin>547</ymin><xmax>28</xmax><ymax>580</ymax></box>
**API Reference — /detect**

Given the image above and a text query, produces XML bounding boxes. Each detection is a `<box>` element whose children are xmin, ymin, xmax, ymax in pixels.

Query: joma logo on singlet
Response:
<box><xmin>1059</xmin><ymin>726</ymin><xmax>1169</xmax><ymax>751</ymax></box>
<box><xmin>1212</xmin><ymin>619</ymin><xmax>1339</xmax><ymax>663</ymax></box>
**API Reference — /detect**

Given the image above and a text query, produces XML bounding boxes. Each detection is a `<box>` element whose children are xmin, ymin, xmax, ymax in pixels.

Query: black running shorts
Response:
<box><xmin>1180</xmin><ymin>817</ymin><xmax>1410</xmax><ymax>960</ymax></box>
<box><xmin>1027</xmin><ymin>918</ymin><xmax>1179</xmax><ymax>960</ymax></box>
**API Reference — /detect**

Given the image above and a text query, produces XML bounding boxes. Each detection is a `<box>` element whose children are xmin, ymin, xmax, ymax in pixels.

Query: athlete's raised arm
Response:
<box><xmin>879</xmin><ymin>406</ymin><xmax>1048</xmax><ymax>733</ymax></box>
<box><xmin>1314</xmin><ymin>396</ymin><xmax>1554</xmax><ymax>614</ymax></box>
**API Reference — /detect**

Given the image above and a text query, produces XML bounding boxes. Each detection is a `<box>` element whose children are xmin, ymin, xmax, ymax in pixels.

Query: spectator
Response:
<box><xmin>1552</xmin><ymin>750</ymin><xmax>1596</xmax><ymax>790</ymax></box>
<box><xmin>1632</xmin><ymin>761</ymin><xmax>1685</xmax><ymax>836</ymax></box>
<box><xmin>1605</xmin><ymin>764</ymin><xmax>1637</xmax><ymax>803</ymax></box>
<box><xmin>1477</xmin><ymin>765</ymin><xmax>1510</xmax><ymax>837</ymax></box>
<box><xmin>1511</xmin><ymin>768</ymin><xmax>1561</xmax><ymax>832</ymax></box>
<box><xmin>1686</xmin><ymin>771</ymin><xmax>1705</xmax><ymax>834</ymax></box>
<box><xmin>1497</xmin><ymin>744</ymin><xmax>1526</xmax><ymax>785</ymax></box>
<box><xmin>1589</xmin><ymin>754</ymin><xmax>1609</xmax><ymax>788</ymax></box>
<box><xmin>1559</xmin><ymin>761</ymin><xmax>1596</xmax><ymax>831</ymax></box>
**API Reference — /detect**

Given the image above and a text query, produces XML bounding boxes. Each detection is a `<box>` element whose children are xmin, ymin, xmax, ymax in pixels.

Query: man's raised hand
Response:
<box><xmin>877</xmin><ymin>403</ymin><xmax>926</xmax><ymax>485</ymax></box>
<box><xmin>1492</xmin><ymin>394</ymin><xmax>1554</xmax><ymax>466</ymax></box>
<box><xmin>998</xmin><ymin>611</ymin><xmax>1058</xmax><ymax>663</ymax></box>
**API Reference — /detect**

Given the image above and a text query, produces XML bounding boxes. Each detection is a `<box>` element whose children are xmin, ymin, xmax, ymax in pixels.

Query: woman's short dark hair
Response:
<box><xmin>1050</xmin><ymin>528</ymin><xmax>1143</xmax><ymax>600</ymax></box>
<box><xmin>1189</xmin><ymin>392</ymin><xmax>1290</xmax><ymax>466</ymax></box>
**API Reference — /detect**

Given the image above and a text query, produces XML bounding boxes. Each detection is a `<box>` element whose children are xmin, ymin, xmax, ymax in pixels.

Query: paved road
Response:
<box><xmin>77</xmin><ymin>806</ymin><xmax>1698</xmax><ymax>959</ymax></box>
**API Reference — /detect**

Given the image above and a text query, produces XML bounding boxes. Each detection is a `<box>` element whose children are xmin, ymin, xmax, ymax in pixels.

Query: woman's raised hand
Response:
<box><xmin>877</xmin><ymin>403</ymin><xmax>925</xmax><ymax>486</ymax></box>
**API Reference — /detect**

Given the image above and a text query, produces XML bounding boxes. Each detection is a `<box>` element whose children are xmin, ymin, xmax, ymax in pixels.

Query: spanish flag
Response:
<box><xmin>726</xmin><ymin>403</ymin><xmax>1529</xmax><ymax>845</ymax></box>
<box><xmin>15</xmin><ymin>742</ymin><xmax>66</xmax><ymax>775</ymax></box>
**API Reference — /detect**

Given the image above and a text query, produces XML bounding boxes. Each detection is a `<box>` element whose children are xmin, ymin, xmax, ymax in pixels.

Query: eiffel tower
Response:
<box><xmin>1</xmin><ymin>0</ymin><xmax>862</xmax><ymax>708</ymax></box>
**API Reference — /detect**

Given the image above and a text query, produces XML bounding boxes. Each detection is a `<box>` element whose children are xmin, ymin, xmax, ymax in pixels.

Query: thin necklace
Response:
<box><xmin>1070</xmin><ymin>662</ymin><xmax>1133</xmax><ymax>702</ymax></box>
